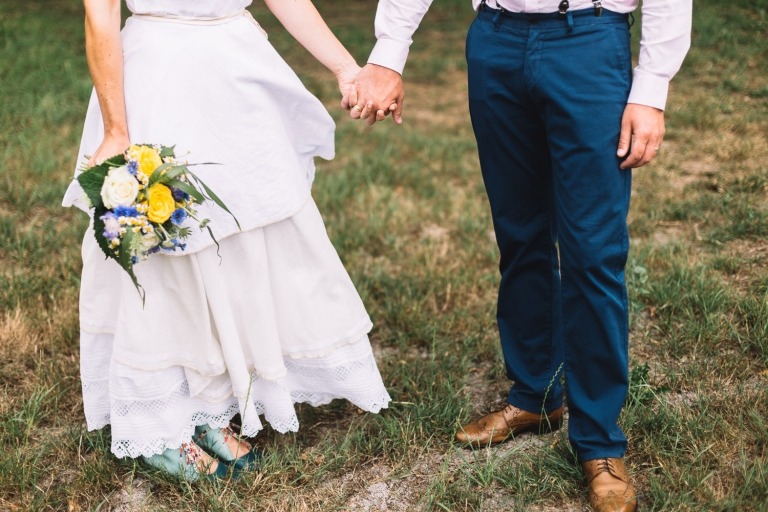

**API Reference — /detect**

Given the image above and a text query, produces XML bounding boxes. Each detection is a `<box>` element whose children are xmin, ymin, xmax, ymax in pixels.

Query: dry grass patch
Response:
<box><xmin>1</xmin><ymin>0</ymin><xmax>766</xmax><ymax>510</ymax></box>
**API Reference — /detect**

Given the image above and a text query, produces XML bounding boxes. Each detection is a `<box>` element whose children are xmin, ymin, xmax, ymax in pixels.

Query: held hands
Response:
<box><xmin>336</xmin><ymin>61</ymin><xmax>361</xmax><ymax>108</ymax></box>
<box><xmin>341</xmin><ymin>64</ymin><xmax>404</xmax><ymax>126</ymax></box>
<box><xmin>617</xmin><ymin>104</ymin><xmax>665</xmax><ymax>169</ymax></box>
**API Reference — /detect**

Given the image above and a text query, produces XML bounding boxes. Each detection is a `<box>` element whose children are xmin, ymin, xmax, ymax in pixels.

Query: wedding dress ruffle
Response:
<box><xmin>78</xmin><ymin>199</ymin><xmax>391</xmax><ymax>458</ymax></box>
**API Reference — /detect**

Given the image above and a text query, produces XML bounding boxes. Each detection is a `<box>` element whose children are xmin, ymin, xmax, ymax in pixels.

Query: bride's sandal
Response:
<box><xmin>195</xmin><ymin>423</ymin><xmax>259</xmax><ymax>471</ymax></box>
<box><xmin>141</xmin><ymin>441</ymin><xmax>234</xmax><ymax>481</ymax></box>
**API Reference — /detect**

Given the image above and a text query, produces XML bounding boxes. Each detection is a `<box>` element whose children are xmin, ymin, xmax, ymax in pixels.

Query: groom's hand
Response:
<box><xmin>617</xmin><ymin>104</ymin><xmax>665</xmax><ymax>169</ymax></box>
<box><xmin>343</xmin><ymin>64</ymin><xmax>404</xmax><ymax>126</ymax></box>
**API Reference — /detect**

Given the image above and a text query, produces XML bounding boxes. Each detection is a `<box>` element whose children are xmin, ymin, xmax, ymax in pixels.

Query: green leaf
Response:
<box><xmin>90</xmin><ymin>216</ymin><xmax>145</xmax><ymax>304</ymax></box>
<box><xmin>166</xmin><ymin>178</ymin><xmax>204</xmax><ymax>203</ymax></box>
<box><xmin>117</xmin><ymin>229</ymin><xmax>135</xmax><ymax>273</ymax></box>
<box><xmin>159</xmin><ymin>145</ymin><xmax>176</xmax><ymax>158</ymax></box>
<box><xmin>77</xmin><ymin>155</ymin><xmax>129</xmax><ymax>208</ymax></box>
<box><xmin>205</xmin><ymin>223</ymin><xmax>222</xmax><ymax>259</ymax></box>
<box><xmin>186</xmin><ymin>170</ymin><xmax>241</xmax><ymax>229</ymax></box>
<box><xmin>147</xmin><ymin>162</ymin><xmax>175</xmax><ymax>186</ymax></box>
<box><xmin>117</xmin><ymin>229</ymin><xmax>145</xmax><ymax>305</ymax></box>
<box><xmin>152</xmin><ymin>164</ymin><xmax>189</xmax><ymax>185</ymax></box>
<box><xmin>103</xmin><ymin>154</ymin><xmax>127</xmax><ymax>167</ymax></box>
<box><xmin>77</xmin><ymin>166</ymin><xmax>108</xmax><ymax>210</ymax></box>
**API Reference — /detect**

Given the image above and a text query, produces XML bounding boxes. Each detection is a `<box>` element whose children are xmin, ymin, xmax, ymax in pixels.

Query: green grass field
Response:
<box><xmin>1</xmin><ymin>0</ymin><xmax>766</xmax><ymax>510</ymax></box>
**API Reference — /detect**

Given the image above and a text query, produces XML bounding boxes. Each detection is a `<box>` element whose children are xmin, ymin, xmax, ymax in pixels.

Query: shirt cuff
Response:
<box><xmin>627</xmin><ymin>68</ymin><xmax>670</xmax><ymax>111</ymax></box>
<box><xmin>367</xmin><ymin>38</ymin><xmax>410</xmax><ymax>75</ymax></box>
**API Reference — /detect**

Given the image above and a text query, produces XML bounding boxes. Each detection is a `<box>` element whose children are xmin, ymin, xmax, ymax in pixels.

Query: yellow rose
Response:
<box><xmin>128</xmin><ymin>145</ymin><xmax>163</xmax><ymax>176</ymax></box>
<box><xmin>146</xmin><ymin>184</ymin><xmax>176</xmax><ymax>223</ymax></box>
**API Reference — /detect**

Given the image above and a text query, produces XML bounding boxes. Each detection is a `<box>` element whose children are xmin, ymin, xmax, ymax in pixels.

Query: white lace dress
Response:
<box><xmin>63</xmin><ymin>0</ymin><xmax>391</xmax><ymax>458</ymax></box>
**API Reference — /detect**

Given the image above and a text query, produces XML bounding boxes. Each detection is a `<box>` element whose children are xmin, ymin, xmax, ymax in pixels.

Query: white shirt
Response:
<box><xmin>368</xmin><ymin>0</ymin><xmax>692</xmax><ymax>110</ymax></box>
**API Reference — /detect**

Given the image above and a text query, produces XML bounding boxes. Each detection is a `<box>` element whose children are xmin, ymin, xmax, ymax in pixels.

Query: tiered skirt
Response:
<box><xmin>79</xmin><ymin>199</ymin><xmax>391</xmax><ymax>458</ymax></box>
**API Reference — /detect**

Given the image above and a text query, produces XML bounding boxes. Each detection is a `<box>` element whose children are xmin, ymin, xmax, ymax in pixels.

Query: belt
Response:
<box><xmin>131</xmin><ymin>9</ymin><xmax>268</xmax><ymax>38</ymax></box>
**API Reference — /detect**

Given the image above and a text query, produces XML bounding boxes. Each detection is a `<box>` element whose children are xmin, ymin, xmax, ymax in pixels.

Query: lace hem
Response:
<box><xmin>81</xmin><ymin>336</ymin><xmax>391</xmax><ymax>459</ymax></box>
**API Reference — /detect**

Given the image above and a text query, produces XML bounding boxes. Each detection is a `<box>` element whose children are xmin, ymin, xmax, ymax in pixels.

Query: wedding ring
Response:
<box><xmin>352</xmin><ymin>104</ymin><xmax>363</xmax><ymax>112</ymax></box>
<box><xmin>654</xmin><ymin>146</ymin><xmax>661</xmax><ymax>151</ymax></box>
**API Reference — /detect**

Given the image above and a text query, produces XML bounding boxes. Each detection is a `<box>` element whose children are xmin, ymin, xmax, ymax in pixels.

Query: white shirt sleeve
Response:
<box><xmin>367</xmin><ymin>0</ymin><xmax>434</xmax><ymax>74</ymax></box>
<box><xmin>628</xmin><ymin>0</ymin><xmax>693</xmax><ymax>110</ymax></box>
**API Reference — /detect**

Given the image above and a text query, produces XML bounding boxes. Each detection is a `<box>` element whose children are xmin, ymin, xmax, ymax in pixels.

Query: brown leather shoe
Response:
<box><xmin>454</xmin><ymin>403</ymin><xmax>564</xmax><ymax>447</ymax></box>
<box><xmin>582</xmin><ymin>458</ymin><xmax>637</xmax><ymax>512</ymax></box>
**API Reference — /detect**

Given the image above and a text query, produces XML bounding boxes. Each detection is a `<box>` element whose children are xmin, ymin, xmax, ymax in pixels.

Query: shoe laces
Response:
<box><xmin>501</xmin><ymin>403</ymin><xmax>522</xmax><ymax>416</ymax></box>
<box><xmin>597</xmin><ymin>459</ymin><xmax>614</xmax><ymax>473</ymax></box>
<box><xmin>595</xmin><ymin>458</ymin><xmax>615</xmax><ymax>474</ymax></box>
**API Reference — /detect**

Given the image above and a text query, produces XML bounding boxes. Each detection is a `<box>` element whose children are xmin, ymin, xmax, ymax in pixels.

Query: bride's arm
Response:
<box><xmin>83</xmin><ymin>0</ymin><xmax>130</xmax><ymax>165</ymax></box>
<box><xmin>261</xmin><ymin>0</ymin><xmax>362</xmax><ymax>102</ymax></box>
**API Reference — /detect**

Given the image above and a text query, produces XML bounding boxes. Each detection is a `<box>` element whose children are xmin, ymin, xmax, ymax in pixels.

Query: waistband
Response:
<box><xmin>477</xmin><ymin>5</ymin><xmax>628</xmax><ymax>28</ymax></box>
<box><xmin>130</xmin><ymin>9</ymin><xmax>267</xmax><ymax>37</ymax></box>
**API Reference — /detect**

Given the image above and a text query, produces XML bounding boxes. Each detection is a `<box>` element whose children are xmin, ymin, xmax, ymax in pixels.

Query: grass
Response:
<box><xmin>0</xmin><ymin>0</ymin><xmax>766</xmax><ymax>510</ymax></box>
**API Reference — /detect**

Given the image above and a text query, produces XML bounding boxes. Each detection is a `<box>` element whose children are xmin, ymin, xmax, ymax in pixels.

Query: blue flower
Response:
<box><xmin>114</xmin><ymin>205</ymin><xmax>139</xmax><ymax>217</ymax></box>
<box><xmin>171</xmin><ymin>187</ymin><xmax>190</xmax><ymax>202</ymax></box>
<box><xmin>100</xmin><ymin>211</ymin><xmax>120</xmax><ymax>240</ymax></box>
<box><xmin>127</xmin><ymin>160</ymin><xmax>139</xmax><ymax>175</ymax></box>
<box><xmin>170</xmin><ymin>208</ymin><xmax>188</xmax><ymax>225</ymax></box>
<box><xmin>131</xmin><ymin>256</ymin><xmax>138</xmax><ymax>265</ymax></box>
<box><xmin>167</xmin><ymin>238</ymin><xmax>187</xmax><ymax>251</ymax></box>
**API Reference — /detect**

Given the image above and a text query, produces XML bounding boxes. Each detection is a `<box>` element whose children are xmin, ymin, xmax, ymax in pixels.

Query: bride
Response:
<box><xmin>63</xmin><ymin>0</ymin><xmax>391</xmax><ymax>479</ymax></box>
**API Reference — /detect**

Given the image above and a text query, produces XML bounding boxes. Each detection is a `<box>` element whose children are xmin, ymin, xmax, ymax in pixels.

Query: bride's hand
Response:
<box><xmin>339</xmin><ymin>63</ymin><xmax>397</xmax><ymax>125</ymax></box>
<box><xmin>338</xmin><ymin>62</ymin><xmax>387</xmax><ymax>123</ymax></box>
<box><xmin>336</xmin><ymin>61</ymin><xmax>361</xmax><ymax>109</ymax></box>
<box><xmin>87</xmin><ymin>133</ymin><xmax>130</xmax><ymax>167</ymax></box>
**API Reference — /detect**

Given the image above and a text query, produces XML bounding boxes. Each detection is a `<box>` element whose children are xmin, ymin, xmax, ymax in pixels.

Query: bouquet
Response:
<box><xmin>77</xmin><ymin>144</ymin><xmax>238</xmax><ymax>301</ymax></box>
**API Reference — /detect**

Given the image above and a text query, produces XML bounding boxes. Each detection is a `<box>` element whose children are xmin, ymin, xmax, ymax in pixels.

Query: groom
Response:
<box><xmin>347</xmin><ymin>1</ymin><xmax>691</xmax><ymax>511</ymax></box>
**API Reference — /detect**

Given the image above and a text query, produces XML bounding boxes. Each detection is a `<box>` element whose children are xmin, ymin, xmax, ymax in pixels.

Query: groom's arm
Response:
<box><xmin>346</xmin><ymin>0</ymin><xmax>433</xmax><ymax>125</ymax></box>
<box><xmin>368</xmin><ymin>0</ymin><xmax>434</xmax><ymax>75</ymax></box>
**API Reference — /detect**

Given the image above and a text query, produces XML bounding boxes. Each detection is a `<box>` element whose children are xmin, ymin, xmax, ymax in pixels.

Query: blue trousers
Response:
<box><xmin>466</xmin><ymin>6</ymin><xmax>633</xmax><ymax>461</ymax></box>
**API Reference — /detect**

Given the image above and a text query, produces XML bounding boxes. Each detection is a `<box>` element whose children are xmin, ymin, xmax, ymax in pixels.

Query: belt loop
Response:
<box><xmin>566</xmin><ymin>10</ymin><xmax>574</xmax><ymax>32</ymax></box>
<box><xmin>492</xmin><ymin>6</ymin><xmax>505</xmax><ymax>31</ymax></box>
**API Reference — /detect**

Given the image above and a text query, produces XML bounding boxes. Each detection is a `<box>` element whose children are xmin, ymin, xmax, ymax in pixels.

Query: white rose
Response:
<box><xmin>101</xmin><ymin>166</ymin><xmax>140</xmax><ymax>208</ymax></box>
<box><xmin>138</xmin><ymin>232</ymin><xmax>161</xmax><ymax>254</ymax></box>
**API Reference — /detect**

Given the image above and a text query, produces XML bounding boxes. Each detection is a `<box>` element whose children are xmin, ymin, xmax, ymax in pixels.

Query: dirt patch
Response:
<box><xmin>648</xmin><ymin>220</ymin><xmax>699</xmax><ymax>247</ymax></box>
<box><xmin>339</xmin><ymin>424</ymin><xmax>575</xmax><ymax>511</ymax></box>
<box><xmin>108</xmin><ymin>476</ymin><xmax>153</xmax><ymax>512</ymax></box>
<box><xmin>340</xmin><ymin>465</ymin><xmax>405</xmax><ymax>512</ymax></box>
<box><xmin>675</xmin><ymin>154</ymin><xmax>721</xmax><ymax>190</ymax></box>
<box><xmin>408</xmin><ymin>80</ymin><xmax>472</xmax><ymax>133</ymax></box>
